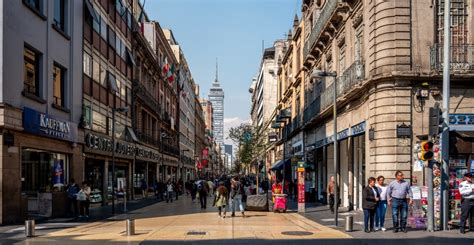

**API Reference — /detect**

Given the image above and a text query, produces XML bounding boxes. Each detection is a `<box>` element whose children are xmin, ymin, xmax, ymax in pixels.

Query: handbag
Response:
<box><xmin>77</xmin><ymin>191</ymin><xmax>87</xmax><ymax>201</ymax></box>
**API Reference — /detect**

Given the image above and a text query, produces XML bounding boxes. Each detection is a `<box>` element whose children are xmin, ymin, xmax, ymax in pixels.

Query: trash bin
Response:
<box><xmin>25</xmin><ymin>220</ymin><xmax>35</xmax><ymax>237</ymax></box>
<box><xmin>345</xmin><ymin>216</ymin><xmax>353</xmax><ymax>232</ymax></box>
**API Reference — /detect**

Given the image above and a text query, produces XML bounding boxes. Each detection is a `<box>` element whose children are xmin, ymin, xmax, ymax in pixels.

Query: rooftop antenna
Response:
<box><xmin>215</xmin><ymin>58</ymin><xmax>218</xmax><ymax>83</ymax></box>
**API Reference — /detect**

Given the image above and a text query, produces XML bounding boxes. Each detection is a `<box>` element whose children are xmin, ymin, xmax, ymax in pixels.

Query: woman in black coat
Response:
<box><xmin>363</xmin><ymin>177</ymin><xmax>380</xmax><ymax>233</ymax></box>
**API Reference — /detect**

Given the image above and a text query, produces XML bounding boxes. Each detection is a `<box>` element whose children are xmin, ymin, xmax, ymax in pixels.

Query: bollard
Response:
<box><xmin>345</xmin><ymin>216</ymin><xmax>353</xmax><ymax>232</ymax></box>
<box><xmin>25</xmin><ymin>220</ymin><xmax>35</xmax><ymax>237</ymax></box>
<box><xmin>126</xmin><ymin>219</ymin><xmax>135</xmax><ymax>236</ymax></box>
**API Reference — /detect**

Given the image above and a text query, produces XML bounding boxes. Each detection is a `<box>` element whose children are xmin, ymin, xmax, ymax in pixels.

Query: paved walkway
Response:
<box><xmin>2</xmin><ymin>195</ymin><xmax>349</xmax><ymax>244</ymax></box>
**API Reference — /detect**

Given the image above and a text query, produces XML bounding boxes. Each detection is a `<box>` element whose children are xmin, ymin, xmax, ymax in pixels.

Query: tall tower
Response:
<box><xmin>208</xmin><ymin>59</ymin><xmax>224</xmax><ymax>146</ymax></box>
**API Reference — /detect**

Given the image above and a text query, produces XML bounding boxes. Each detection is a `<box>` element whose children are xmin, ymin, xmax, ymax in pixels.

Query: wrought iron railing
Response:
<box><xmin>132</xmin><ymin>79</ymin><xmax>161</xmax><ymax>116</ymax></box>
<box><xmin>303</xmin><ymin>0</ymin><xmax>339</xmax><ymax>59</ymax></box>
<box><xmin>430</xmin><ymin>44</ymin><xmax>474</xmax><ymax>71</ymax></box>
<box><xmin>135</xmin><ymin>130</ymin><xmax>159</xmax><ymax>147</ymax></box>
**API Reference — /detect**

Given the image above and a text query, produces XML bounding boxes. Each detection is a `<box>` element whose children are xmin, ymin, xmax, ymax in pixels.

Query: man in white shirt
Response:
<box><xmin>459</xmin><ymin>173</ymin><xmax>474</xmax><ymax>234</ymax></box>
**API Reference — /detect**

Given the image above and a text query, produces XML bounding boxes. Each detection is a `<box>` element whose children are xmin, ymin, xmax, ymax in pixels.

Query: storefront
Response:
<box><xmin>12</xmin><ymin>107</ymin><xmax>80</xmax><ymax>221</ymax></box>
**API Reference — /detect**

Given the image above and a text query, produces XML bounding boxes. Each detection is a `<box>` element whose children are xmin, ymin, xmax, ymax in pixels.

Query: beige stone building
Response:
<box><xmin>301</xmin><ymin>0</ymin><xmax>474</xmax><ymax>211</ymax></box>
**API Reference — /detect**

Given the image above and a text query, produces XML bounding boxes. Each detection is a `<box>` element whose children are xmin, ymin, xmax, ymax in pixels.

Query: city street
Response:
<box><xmin>1</xmin><ymin>195</ymin><xmax>472</xmax><ymax>244</ymax></box>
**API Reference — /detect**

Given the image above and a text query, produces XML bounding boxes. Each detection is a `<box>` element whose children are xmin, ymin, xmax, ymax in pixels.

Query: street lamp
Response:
<box><xmin>160</xmin><ymin>132</ymin><xmax>171</xmax><ymax>182</ymax></box>
<box><xmin>310</xmin><ymin>70</ymin><xmax>338</xmax><ymax>226</ymax></box>
<box><xmin>111</xmin><ymin>106</ymin><xmax>129</xmax><ymax>216</ymax></box>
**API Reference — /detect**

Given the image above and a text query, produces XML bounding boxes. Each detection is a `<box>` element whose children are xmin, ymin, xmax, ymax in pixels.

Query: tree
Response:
<box><xmin>227</xmin><ymin>122</ymin><xmax>270</xmax><ymax>174</ymax></box>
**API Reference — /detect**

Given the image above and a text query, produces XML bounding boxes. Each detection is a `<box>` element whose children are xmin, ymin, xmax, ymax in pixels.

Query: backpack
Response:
<box><xmin>67</xmin><ymin>184</ymin><xmax>79</xmax><ymax>199</ymax></box>
<box><xmin>197</xmin><ymin>181</ymin><xmax>204</xmax><ymax>192</ymax></box>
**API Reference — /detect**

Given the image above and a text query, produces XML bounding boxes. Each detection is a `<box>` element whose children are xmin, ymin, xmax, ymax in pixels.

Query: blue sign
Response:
<box><xmin>337</xmin><ymin>129</ymin><xmax>350</xmax><ymax>140</ymax></box>
<box><xmin>52</xmin><ymin>160</ymin><xmax>64</xmax><ymax>188</ymax></box>
<box><xmin>449</xmin><ymin>114</ymin><xmax>474</xmax><ymax>125</ymax></box>
<box><xmin>23</xmin><ymin>107</ymin><xmax>78</xmax><ymax>142</ymax></box>
<box><xmin>351</xmin><ymin>121</ymin><xmax>366</xmax><ymax>136</ymax></box>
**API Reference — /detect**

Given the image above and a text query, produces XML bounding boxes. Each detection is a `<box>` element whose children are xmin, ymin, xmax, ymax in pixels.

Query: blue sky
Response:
<box><xmin>145</xmin><ymin>0</ymin><xmax>302</xmax><ymax>127</ymax></box>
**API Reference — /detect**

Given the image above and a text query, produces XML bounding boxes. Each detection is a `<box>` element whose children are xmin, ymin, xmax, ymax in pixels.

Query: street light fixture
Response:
<box><xmin>311</xmin><ymin>69</ymin><xmax>339</xmax><ymax>227</ymax></box>
<box><xmin>111</xmin><ymin>106</ymin><xmax>129</xmax><ymax>216</ymax></box>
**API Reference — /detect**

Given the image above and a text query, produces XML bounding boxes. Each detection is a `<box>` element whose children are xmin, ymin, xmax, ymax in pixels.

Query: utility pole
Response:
<box><xmin>441</xmin><ymin>0</ymin><xmax>451</xmax><ymax>231</ymax></box>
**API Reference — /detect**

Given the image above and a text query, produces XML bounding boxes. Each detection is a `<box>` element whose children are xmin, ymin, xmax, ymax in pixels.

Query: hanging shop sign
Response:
<box><xmin>396</xmin><ymin>123</ymin><xmax>412</xmax><ymax>138</ymax></box>
<box><xmin>23</xmin><ymin>107</ymin><xmax>78</xmax><ymax>142</ymax></box>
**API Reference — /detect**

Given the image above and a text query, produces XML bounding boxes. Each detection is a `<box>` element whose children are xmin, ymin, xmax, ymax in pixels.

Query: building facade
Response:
<box><xmin>0</xmin><ymin>0</ymin><xmax>83</xmax><ymax>223</ymax></box>
<box><xmin>301</xmin><ymin>0</ymin><xmax>474</xmax><ymax>213</ymax></box>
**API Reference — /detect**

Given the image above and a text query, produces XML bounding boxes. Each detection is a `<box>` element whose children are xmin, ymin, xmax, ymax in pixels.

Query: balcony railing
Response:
<box><xmin>132</xmin><ymin>79</ymin><xmax>161</xmax><ymax>116</ymax></box>
<box><xmin>163</xmin><ymin>143</ymin><xmax>179</xmax><ymax>157</ymax></box>
<box><xmin>135</xmin><ymin>130</ymin><xmax>159</xmax><ymax>147</ymax></box>
<box><xmin>430</xmin><ymin>44</ymin><xmax>474</xmax><ymax>71</ymax></box>
<box><xmin>303</xmin><ymin>0</ymin><xmax>339</xmax><ymax>59</ymax></box>
<box><xmin>305</xmin><ymin>61</ymin><xmax>365</xmax><ymax>124</ymax></box>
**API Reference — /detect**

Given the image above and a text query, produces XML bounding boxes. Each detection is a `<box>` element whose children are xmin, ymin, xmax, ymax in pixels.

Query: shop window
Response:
<box><xmin>21</xmin><ymin>149</ymin><xmax>69</xmax><ymax>193</ymax></box>
<box><xmin>53</xmin><ymin>63</ymin><xmax>66</xmax><ymax>108</ymax></box>
<box><xmin>24</xmin><ymin>45</ymin><xmax>42</xmax><ymax>97</ymax></box>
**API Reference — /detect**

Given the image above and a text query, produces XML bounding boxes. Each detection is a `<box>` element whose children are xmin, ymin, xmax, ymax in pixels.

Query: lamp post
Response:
<box><xmin>311</xmin><ymin>70</ymin><xmax>338</xmax><ymax>226</ymax></box>
<box><xmin>111</xmin><ymin>106</ymin><xmax>129</xmax><ymax>216</ymax></box>
<box><xmin>160</xmin><ymin>132</ymin><xmax>171</xmax><ymax>182</ymax></box>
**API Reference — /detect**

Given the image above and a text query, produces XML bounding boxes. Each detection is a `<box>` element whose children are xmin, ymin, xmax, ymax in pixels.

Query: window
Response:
<box><xmin>92</xmin><ymin>58</ymin><xmax>100</xmax><ymax>82</ymax></box>
<box><xmin>93</xmin><ymin>13</ymin><xmax>101</xmax><ymax>33</ymax></box>
<box><xmin>53</xmin><ymin>63</ymin><xmax>66</xmax><ymax>107</ymax></box>
<box><xmin>108</xmin><ymin>28</ymin><xmax>116</xmax><ymax>49</ymax></box>
<box><xmin>82</xmin><ymin>104</ymin><xmax>92</xmax><ymax>129</ymax></box>
<box><xmin>24</xmin><ymin>46</ymin><xmax>41</xmax><ymax>96</ymax></box>
<box><xmin>53</xmin><ymin>0</ymin><xmax>66</xmax><ymax>32</ymax></box>
<box><xmin>83</xmin><ymin>52</ymin><xmax>92</xmax><ymax>77</ymax></box>
<box><xmin>100</xmin><ymin>16</ymin><xmax>107</xmax><ymax>40</ymax></box>
<box><xmin>24</xmin><ymin>0</ymin><xmax>43</xmax><ymax>16</ymax></box>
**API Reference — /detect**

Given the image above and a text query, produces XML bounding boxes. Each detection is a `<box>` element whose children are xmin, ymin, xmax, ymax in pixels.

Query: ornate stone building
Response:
<box><xmin>301</xmin><ymin>0</ymin><xmax>474</xmax><ymax>211</ymax></box>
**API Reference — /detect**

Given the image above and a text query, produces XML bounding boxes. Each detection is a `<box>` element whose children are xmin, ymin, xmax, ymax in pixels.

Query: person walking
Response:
<box><xmin>166</xmin><ymin>180</ymin><xmax>174</xmax><ymax>203</ymax></box>
<box><xmin>196</xmin><ymin>179</ymin><xmax>209</xmax><ymax>209</ymax></box>
<box><xmin>78</xmin><ymin>181</ymin><xmax>91</xmax><ymax>219</ymax></box>
<box><xmin>157</xmin><ymin>180</ymin><xmax>165</xmax><ymax>201</ymax></box>
<box><xmin>190</xmin><ymin>180</ymin><xmax>198</xmax><ymax>203</ymax></box>
<box><xmin>459</xmin><ymin>173</ymin><xmax>474</xmax><ymax>234</ymax></box>
<box><xmin>387</xmin><ymin>171</ymin><xmax>412</xmax><ymax>233</ymax></box>
<box><xmin>327</xmin><ymin>176</ymin><xmax>336</xmax><ymax>213</ymax></box>
<box><xmin>375</xmin><ymin>175</ymin><xmax>388</xmax><ymax>231</ymax></box>
<box><xmin>230</xmin><ymin>176</ymin><xmax>246</xmax><ymax>218</ymax></box>
<box><xmin>214</xmin><ymin>182</ymin><xmax>228</xmax><ymax>218</ymax></box>
<box><xmin>140</xmin><ymin>178</ymin><xmax>148</xmax><ymax>199</ymax></box>
<box><xmin>363</xmin><ymin>177</ymin><xmax>380</xmax><ymax>233</ymax></box>
<box><xmin>66</xmin><ymin>179</ymin><xmax>79</xmax><ymax>218</ymax></box>
<box><xmin>207</xmin><ymin>179</ymin><xmax>215</xmax><ymax>196</ymax></box>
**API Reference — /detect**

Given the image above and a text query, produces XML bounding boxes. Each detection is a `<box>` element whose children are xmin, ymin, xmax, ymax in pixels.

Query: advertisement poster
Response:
<box><xmin>52</xmin><ymin>160</ymin><xmax>64</xmax><ymax>188</ymax></box>
<box><xmin>297</xmin><ymin>168</ymin><xmax>305</xmax><ymax>204</ymax></box>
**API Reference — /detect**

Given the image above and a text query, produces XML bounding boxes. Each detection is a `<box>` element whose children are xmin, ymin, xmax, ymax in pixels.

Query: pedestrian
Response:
<box><xmin>375</xmin><ymin>175</ymin><xmax>388</xmax><ymax>231</ymax></box>
<box><xmin>141</xmin><ymin>178</ymin><xmax>148</xmax><ymax>199</ymax></box>
<box><xmin>173</xmin><ymin>180</ymin><xmax>180</xmax><ymax>201</ymax></box>
<box><xmin>196</xmin><ymin>178</ymin><xmax>209</xmax><ymax>209</ymax></box>
<box><xmin>288</xmin><ymin>180</ymin><xmax>294</xmax><ymax>200</ymax></box>
<box><xmin>157</xmin><ymin>180</ymin><xmax>165</xmax><ymax>201</ymax></box>
<box><xmin>77</xmin><ymin>181</ymin><xmax>91</xmax><ymax>219</ymax></box>
<box><xmin>363</xmin><ymin>177</ymin><xmax>380</xmax><ymax>233</ymax></box>
<box><xmin>387</xmin><ymin>171</ymin><xmax>412</xmax><ymax>233</ymax></box>
<box><xmin>190</xmin><ymin>180</ymin><xmax>198</xmax><ymax>203</ymax></box>
<box><xmin>153</xmin><ymin>179</ymin><xmax>159</xmax><ymax>198</ymax></box>
<box><xmin>327</xmin><ymin>176</ymin><xmax>336</xmax><ymax>213</ymax></box>
<box><xmin>214</xmin><ymin>182</ymin><xmax>228</xmax><ymax>218</ymax></box>
<box><xmin>166</xmin><ymin>180</ymin><xmax>174</xmax><ymax>203</ymax></box>
<box><xmin>230</xmin><ymin>176</ymin><xmax>246</xmax><ymax>218</ymax></box>
<box><xmin>459</xmin><ymin>173</ymin><xmax>474</xmax><ymax>234</ymax></box>
<box><xmin>66</xmin><ymin>179</ymin><xmax>79</xmax><ymax>218</ymax></box>
<box><xmin>207</xmin><ymin>179</ymin><xmax>215</xmax><ymax>196</ymax></box>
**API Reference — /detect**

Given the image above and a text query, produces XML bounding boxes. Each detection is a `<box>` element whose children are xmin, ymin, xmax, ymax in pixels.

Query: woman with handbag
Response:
<box><xmin>78</xmin><ymin>181</ymin><xmax>91</xmax><ymax>219</ymax></box>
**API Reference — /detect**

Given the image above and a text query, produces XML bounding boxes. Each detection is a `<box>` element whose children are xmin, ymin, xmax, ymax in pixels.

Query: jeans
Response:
<box><xmin>364</xmin><ymin>208</ymin><xmax>376</xmax><ymax>231</ymax></box>
<box><xmin>375</xmin><ymin>200</ymin><xmax>387</xmax><ymax>228</ymax></box>
<box><xmin>79</xmin><ymin>200</ymin><xmax>90</xmax><ymax>217</ymax></box>
<box><xmin>329</xmin><ymin>194</ymin><xmax>335</xmax><ymax>213</ymax></box>
<box><xmin>460</xmin><ymin>199</ymin><xmax>474</xmax><ymax>230</ymax></box>
<box><xmin>166</xmin><ymin>191</ymin><xmax>173</xmax><ymax>203</ymax></box>
<box><xmin>391</xmin><ymin>198</ymin><xmax>408</xmax><ymax>229</ymax></box>
<box><xmin>230</xmin><ymin>195</ymin><xmax>244</xmax><ymax>213</ymax></box>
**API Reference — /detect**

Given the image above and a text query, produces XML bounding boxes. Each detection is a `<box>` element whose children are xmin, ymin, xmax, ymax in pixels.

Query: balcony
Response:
<box><xmin>303</xmin><ymin>0</ymin><xmax>339</xmax><ymax>59</ymax></box>
<box><xmin>135</xmin><ymin>130</ymin><xmax>160</xmax><ymax>147</ymax></box>
<box><xmin>132</xmin><ymin>79</ymin><xmax>161</xmax><ymax>117</ymax></box>
<box><xmin>162</xmin><ymin>143</ymin><xmax>180</xmax><ymax>157</ymax></box>
<box><xmin>430</xmin><ymin>44</ymin><xmax>474</xmax><ymax>72</ymax></box>
<box><xmin>304</xmin><ymin>60</ymin><xmax>365</xmax><ymax>125</ymax></box>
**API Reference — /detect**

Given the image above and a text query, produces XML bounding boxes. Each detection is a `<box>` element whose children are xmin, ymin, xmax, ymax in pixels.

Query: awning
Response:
<box><xmin>270</xmin><ymin>160</ymin><xmax>283</xmax><ymax>171</ymax></box>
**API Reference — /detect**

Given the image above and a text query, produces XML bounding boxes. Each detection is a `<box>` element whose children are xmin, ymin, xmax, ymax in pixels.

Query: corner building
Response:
<box><xmin>302</xmin><ymin>0</ymin><xmax>474</xmax><ymax>213</ymax></box>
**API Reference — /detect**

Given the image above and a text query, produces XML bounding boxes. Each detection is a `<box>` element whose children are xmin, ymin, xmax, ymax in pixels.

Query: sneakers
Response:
<box><xmin>381</xmin><ymin>227</ymin><xmax>386</xmax><ymax>231</ymax></box>
<box><xmin>374</xmin><ymin>227</ymin><xmax>380</xmax><ymax>231</ymax></box>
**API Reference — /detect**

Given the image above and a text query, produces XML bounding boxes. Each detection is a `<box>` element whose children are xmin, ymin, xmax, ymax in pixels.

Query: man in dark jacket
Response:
<box><xmin>363</xmin><ymin>177</ymin><xmax>380</xmax><ymax>233</ymax></box>
<box><xmin>66</xmin><ymin>179</ymin><xmax>79</xmax><ymax>218</ymax></box>
<box><xmin>196</xmin><ymin>179</ymin><xmax>209</xmax><ymax>209</ymax></box>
